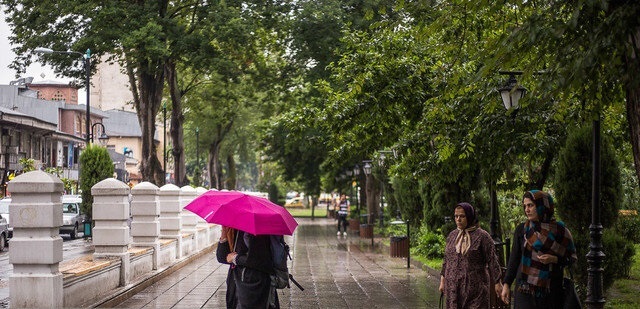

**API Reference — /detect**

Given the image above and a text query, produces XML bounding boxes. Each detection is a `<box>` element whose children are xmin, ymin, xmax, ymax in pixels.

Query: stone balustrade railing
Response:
<box><xmin>7</xmin><ymin>171</ymin><xmax>219</xmax><ymax>308</ymax></box>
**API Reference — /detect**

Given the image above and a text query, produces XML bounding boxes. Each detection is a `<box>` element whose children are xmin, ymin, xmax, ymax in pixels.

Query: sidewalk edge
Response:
<box><xmin>90</xmin><ymin>245</ymin><xmax>215</xmax><ymax>308</ymax></box>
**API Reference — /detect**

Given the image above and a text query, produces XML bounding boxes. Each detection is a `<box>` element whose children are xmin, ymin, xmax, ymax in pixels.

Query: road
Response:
<box><xmin>0</xmin><ymin>233</ymin><xmax>94</xmax><ymax>307</ymax></box>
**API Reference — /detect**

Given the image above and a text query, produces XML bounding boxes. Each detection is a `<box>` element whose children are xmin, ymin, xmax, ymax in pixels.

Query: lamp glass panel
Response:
<box><xmin>501</xmin><ymin>91</ymin><xmax>513</xmax><ymax>110</ymax></box>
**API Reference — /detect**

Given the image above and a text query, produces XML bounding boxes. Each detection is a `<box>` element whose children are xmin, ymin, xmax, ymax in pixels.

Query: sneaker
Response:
<box><xmin>343</xmin><ymin>232</ymin><xmax>347</xmax><ymax>236</ymax></box>
<box><xmin>337</xmin><ymin>231</ymin><xmax>341</xmax><ymax>236</ymax></box>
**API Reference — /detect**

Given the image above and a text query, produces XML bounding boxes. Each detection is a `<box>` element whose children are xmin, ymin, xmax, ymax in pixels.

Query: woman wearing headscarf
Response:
<box><xmin>439</xmin><ymin>202</ymin><xmax>503</xmax><ymax>309</ymax></box>
<box><xmin>500</xmin><ymin>190</ymin><xmax>577</xmax><ymax>308</ymax></box>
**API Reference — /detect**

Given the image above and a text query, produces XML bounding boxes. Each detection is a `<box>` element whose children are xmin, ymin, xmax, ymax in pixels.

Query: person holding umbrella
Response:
<box><xmin>216</xmin><ymin>226</ymin><xmax>238</xmax><ymax>308</ymax></box>
<box><xmin>186</xmin><ymin>190</ymin><xmax>298</xmax><ymax>309</ymax></box>
<box><xmin>233</xmin><ymin>230</ymin><xmax>278</xmax><ymax>309</ymax></box>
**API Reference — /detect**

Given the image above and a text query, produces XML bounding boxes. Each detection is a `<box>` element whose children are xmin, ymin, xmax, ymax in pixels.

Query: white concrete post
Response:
<box><xmin>8</xmin><ymin>171</ymin><xmax>64</xmax><ymax>308</ymax></box>
<box><xmin>180</xmin><ymin>186</ymin><xmax>198</xmax><ymax>254</ymax></box>
<box><xmin>130</xmin><ymin>182</ymin><xmax>160</xmax><ymax>269</ymax></box>
<box><xmin>194</xmin><ymin>187</ymin><xmax>211</xmax><ymax>249</ymax></box>
<box><xmin>159</xmin><ymin>184</ymin><xmax>182</xmax><ymax>258</ymax></box>
<box><xmin>92</xmin><ymin>178</ymin><xmax>131</xmax><ymax>285</ymax></box>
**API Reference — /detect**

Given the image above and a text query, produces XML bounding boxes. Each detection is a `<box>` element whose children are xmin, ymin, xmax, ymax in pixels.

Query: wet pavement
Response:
<box><xmin>102</xmin><ymin>218</ymin><xmax>441</xmax><ymax>308</ymax></box>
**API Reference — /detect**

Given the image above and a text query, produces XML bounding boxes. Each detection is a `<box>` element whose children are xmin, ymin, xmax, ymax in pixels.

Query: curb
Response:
<box><xmin>91</xmin><ymin>245</ymin><xmax>215</xmax><ymax>308</ymax></box>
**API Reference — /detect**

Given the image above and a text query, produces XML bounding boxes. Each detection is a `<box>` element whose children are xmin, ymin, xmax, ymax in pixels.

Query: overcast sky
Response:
<box><xmin>1</xmin><ymin>9</ymin><xmax>83</xmax><ymax>101</ymax></box>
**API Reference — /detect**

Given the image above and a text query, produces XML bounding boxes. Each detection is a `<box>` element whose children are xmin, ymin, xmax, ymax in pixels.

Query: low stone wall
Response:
<box><xmin>7</xmin><ymin>171</ymin><xmax>219</xmax><ymax>308</ymax></box>
<box><xmin>60</xmin><ymin>230</ymin><xmax>216</xmax><ymax>308</ymax></box>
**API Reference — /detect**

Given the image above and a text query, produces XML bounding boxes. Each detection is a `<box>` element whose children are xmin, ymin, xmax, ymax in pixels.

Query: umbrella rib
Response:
<box><xmin>203</xmin><ymin>210</ymin><xmax>214</xmax><ymax>221</ymax></box>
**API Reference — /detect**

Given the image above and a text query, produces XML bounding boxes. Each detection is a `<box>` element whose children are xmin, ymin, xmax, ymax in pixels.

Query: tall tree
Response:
<box><xmin>2</xmin><ymin>0</ymin><xmax>219</xmax><ymax>185</ymax></box>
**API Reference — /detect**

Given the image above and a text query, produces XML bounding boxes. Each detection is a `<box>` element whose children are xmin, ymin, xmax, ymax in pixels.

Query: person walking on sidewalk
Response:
<box><xmin>217</xmin><ymin>226</ymin><xmax>280</xmax><ymax>309</ymax></box>
<box><xmin>439</xmin><ymin>202</ymin><xmax>502</xmax><ymax>309</ymax></box>
<box><xmin>336</xmin><ymin>194</ymin><xmax>350</xmax><ymax>236</ymax></box>
<box><xmin>216</xmin><ymin>226</ymin><xmax>238</xmax><ymax>309</ymax></box>
<box><xmin>500</xmin><ymin>190</ymin><xmax>577</xmax><ymax>308</ymax></box>
<box><xmin>216</xmin><ymin>227</ymin><xmax>280</xmax><ymax>309</ymax></box>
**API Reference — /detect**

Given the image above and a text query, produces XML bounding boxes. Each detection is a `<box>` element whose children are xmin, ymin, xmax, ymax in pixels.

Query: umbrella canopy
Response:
<box><xmin>184</xmin><ymin>190</ymin><xmax>298</xmax><ymax>235</ymax></box>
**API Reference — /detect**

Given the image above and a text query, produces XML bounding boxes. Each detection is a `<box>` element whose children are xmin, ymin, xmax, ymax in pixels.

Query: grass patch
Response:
<box><xmin>287</xmin><ymin>207</ymin><xmax>327</xmax><ymax>218</ymax></box>
<box><xmin>411</xmin><ymin>252</ymin><xmax>443</xmax><ymax>271</ymax></box>
<box><xmin>605</xmin><ymin>244</ymin><xmax>640</xmax><ymax>308</ymax></box>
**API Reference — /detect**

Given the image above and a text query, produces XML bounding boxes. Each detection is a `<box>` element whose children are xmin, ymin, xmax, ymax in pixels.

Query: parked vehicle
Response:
<box><xmin>285</xmin><ymin>196</ymin><xmax>305</xmax><ymax>208</ymax></box>
<box><xmin>0</xmin><ymin>213</ymin><xmax>8</xmax><ymax>249</ymax></box>
<box><xmin>60</xmin><ymin>195</ymin><xmax>87</xmax><ymax>239</ymax></box>
<box><xmin>0</xmin><ymin>197</ymin><xmax>12</xmax><ymax>238</ymax></box>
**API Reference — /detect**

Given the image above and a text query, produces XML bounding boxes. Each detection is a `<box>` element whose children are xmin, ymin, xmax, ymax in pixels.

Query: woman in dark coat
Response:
<box><xmin>500</xmin><ymin>190</ymin><xmax>577</xmax><ymax>308</ymax></box>
<box><xmin>439</xmin><ymin>202</ymin><xmax>502</xmax><ymax>309</ymax></box>
<box><xmin>216</xmin><ymin>226</ymin><xmax>238</xmax><ymax>309</ymax></box>
<box><xmin>218</xmin><ymin>226</ymin><xmax>279</xmax><ymax>309</ymax></box>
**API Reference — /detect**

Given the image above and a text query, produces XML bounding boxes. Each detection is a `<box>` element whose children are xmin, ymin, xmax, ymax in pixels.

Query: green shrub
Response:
<box><xmin>79</xmin><ymin>145</ymin><xmax>114</xmax><ymax>219</ymax></box>
<box><xmin>554</xmin><ymin>124</ymin><xmax>625</xmax><ymax>294</ymax></box>
<box><xmin>573</xmin><ymin>229</ymin><xmax>635</xmax><ymax>293</ymax></box>
<box><xmin>413</xmin><ymin>225</ymin><xmax>446</xmax><ymax>259</ymax></box>
<box><xmin>615</xmin><ymin>214</ymin><xmax>640</xmax><ymax>244</ymax></box>
<box><xmin>555</xmin><ymin>124</ymin><xmax>621</xmax><ymax>236</ymax></box>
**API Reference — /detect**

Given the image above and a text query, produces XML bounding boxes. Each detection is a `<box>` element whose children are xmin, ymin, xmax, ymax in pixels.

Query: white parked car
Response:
<box><xmin>0</xmin><ymin>197</ymin><xmax>11</xmax><ymax>248</ymax></box>
<box><xmin>60</xmin><ymin>195</ymin><xmax>87</xmax><ymax>239</ymax></box>
<box><xmin>0</xmin><ymin>197</ymin><xmax>12</xmax><ymax>238</ymax></box>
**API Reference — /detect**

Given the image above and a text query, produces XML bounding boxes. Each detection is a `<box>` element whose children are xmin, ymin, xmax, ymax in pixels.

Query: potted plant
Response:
<box><xmin>348</xmin><ymin>209</ymin><xmax>360</xmax><ymax>231</ymax></box>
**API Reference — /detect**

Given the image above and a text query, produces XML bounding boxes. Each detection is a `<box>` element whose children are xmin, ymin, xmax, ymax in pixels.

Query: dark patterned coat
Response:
<box><xmin>441</xmin><ymin>227</ymin><xmax>502</xmax><ymax>309</ymax></box>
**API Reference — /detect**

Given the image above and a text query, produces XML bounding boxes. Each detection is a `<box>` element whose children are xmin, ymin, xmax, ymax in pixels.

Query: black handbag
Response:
<box><xmin>563</xmin><ymin>268</ymin><xmax>582</xmax><ymax>309</ymax></box>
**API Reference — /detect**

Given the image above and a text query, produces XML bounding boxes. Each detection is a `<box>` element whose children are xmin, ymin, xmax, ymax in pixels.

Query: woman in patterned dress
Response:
<box><xmin>439</xmin><ymin>202</ymin><xmax>503</xmax><ymax>309</ymax></box>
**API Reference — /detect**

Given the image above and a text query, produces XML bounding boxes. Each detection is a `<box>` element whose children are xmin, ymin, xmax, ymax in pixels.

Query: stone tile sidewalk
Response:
<box><xmin>101</xmin><ymin>218</ymin><xmax>441</xmax><ymax>308</ymax></box>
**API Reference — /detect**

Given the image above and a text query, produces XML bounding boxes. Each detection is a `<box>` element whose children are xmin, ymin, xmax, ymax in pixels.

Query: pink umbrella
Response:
<box><xmin>184</xmin><ymin>190</ymin><xmax>298</xmax><ymax>235</ymax></box>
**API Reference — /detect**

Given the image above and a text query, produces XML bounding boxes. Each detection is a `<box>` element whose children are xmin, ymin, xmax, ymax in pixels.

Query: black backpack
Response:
<box><xmin>270</xmin><ymin>235</ymin><xmax>304</xmax><ymax>290</ymax></box>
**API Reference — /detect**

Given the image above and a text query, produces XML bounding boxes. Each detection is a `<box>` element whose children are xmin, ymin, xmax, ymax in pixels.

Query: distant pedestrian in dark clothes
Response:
<box><xmin>336</xmin><ymin>194</ymin><xmax>349</xmax><ymax>236</ymax></box>
<box><xmin>216</xmin><ymin>226</ymin><xmax>238</xmax><ymax>309</ymax></box>
<box><xmin>439</xmin><ymin>202</ymin><xmax>502</xmax><ymax>309</ymax></box>
<box><xmin>500</xmin><ymin>190</ymin><xmax>577</xmax><ymax>308</ymax></box>
<box><xmin>218</xmin><ymin>226</ymin><xmax>279</xmax><ymax>309</ymax></box>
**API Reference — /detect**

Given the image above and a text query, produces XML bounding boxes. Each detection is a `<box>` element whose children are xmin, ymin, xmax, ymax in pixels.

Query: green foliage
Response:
<box><xmin>615</xmin><ymin>215</ymin><xmax>640</xmax><ymax>244</ymax></box>
<box><xmin>44</xmin><ymin>167</ymin><xmax>77</xmax><ymax>194</ymax></box>
<box><xmin>390</xmin><ymin>176</ymin><xmax>424</xmax><ymax>228</ymax></box>
<box><xmin>573</xmin><ymin>230</ymin><xmax>635</xmax><ymax>293</ymax></box>
<box><xmin>18</xmin><ymin>158</ymin><xmax>35</xmax><ymax>172</ymax></box>
<box><xmin>498</xmin><ymin>192</ymin><xmax>526</xmax><ymax>241</ymax></box>
<box><xmin>413</xmin><ymin>225</ymin><xmax>446</xmax><ymax>259</ymax></box>
<box><xmin>79</xmin><ymin>145</ymin><xmax>114</xmax><ymax>219</ymax></box>
<box><xmin>555</xmin><ymin>124</ymin><xmax>622</xmax><ymax>236</ymax></box>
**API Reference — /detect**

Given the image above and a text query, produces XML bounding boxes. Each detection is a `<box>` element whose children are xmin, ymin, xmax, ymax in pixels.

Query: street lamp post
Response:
<box><xmin>377</xmin><ymin>151</ymin><xmax>392</xmax><ymax>229</ymax></box>
<box><xmin>346</xmin><ymin>170</ymin><xmax>354</xmax><ymax>208</ymax></box>
<box><xmin>90</xmin><ymin>122</ymin><xmax>110</xmax><ymax>146</ymax></box>
<box><xmin>495</xmin><ymin>71</ymin><xmax>527</xmax><ymax>264</ymax></box>
<box><xmin>498</xmin><ymin>71</ymin><xmax>526</xmax><ymax>110</ymax></box>
<box><xmin>353</xmin><ymin>164</ymin><xmax>361</xmax><ymax>215</ymax></box>
<box><xmin>586</xmin><ymin>117</ymin><xmax>605</xmax><ymax>308</ymax></box>
<box><xmin>196</xmin><ymin>127</ymin><xmax>200</xmax><ymax>185</ymax></box>
<box><xmin>34</xmin><ymin>47</ymin><xmax>91</xmax><ymax>145</ymax></box>
<box><xmin>163</xmin><ymin>101</ymin><xmax>167</xmax><ymax>180</ymax></box>
<box><xmin>362</xmin><ymin>160</ymin><xmax>374</xmax><ymax>246</ymax></box>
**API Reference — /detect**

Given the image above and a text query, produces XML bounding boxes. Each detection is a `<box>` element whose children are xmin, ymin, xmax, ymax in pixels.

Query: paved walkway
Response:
<box><xmin>103</xmin><ymin>218</ymin><xmax>441</xmax><ymax>308</ymax></box>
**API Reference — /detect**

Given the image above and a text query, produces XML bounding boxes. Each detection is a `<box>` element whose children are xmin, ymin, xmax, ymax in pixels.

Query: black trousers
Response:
<box><xmin>337</xmin><ymin>214</ymin><xmax>348</xmax><ymax>232</ymax></box>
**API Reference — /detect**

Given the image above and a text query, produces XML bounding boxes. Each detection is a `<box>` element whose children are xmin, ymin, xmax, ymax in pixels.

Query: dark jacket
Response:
<box><xmin>220</xmin><ymin>230</ymin><xmax>279</xmax><ymax>309</ymax></box>
<box><xmin>216</xmin><ymin>236</ymin><xmax>237</xmax><ymax>309</ymax></box>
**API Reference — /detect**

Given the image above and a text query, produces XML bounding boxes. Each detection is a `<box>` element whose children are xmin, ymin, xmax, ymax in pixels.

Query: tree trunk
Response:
<box><xmin>127</xmin><ymin>61</ymin><xmax>164</xmax><ymax>186</ymax></box>
<box><xmin>165</xmin><ymin>61</ymin><xmax>188</xmax><ymax>186</ymax></box>
<box><xmin>625</xmin><ymin>28</ymin><xmax>640</xmax><ymax>185</ymax></box>
<box><xmin>208</xmin><ymin>141</ymin><xmax>221</xmax><ymax>189</ymax></box>
<box><xmin>365</xmin><ymin>173</ymin><xmax>379</xmax><ymax>225</ymax></box>
<box><xmin>207</xmin><ymin>122</ymin><xmax>234</xmax><ymax>189</ymax></box>
<box><xmin>225</xmin><ymin>154</ymin><xmax>236</xmax><ymax>190</ymax></box>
